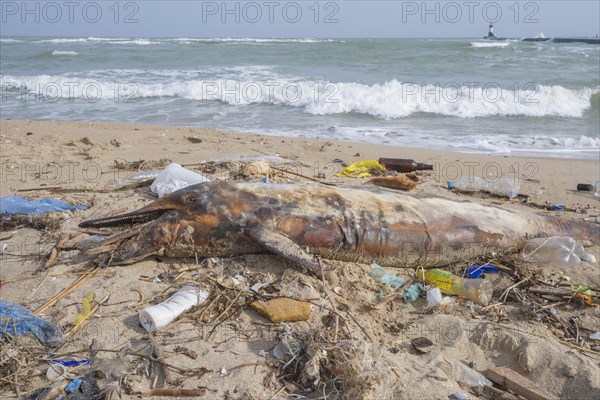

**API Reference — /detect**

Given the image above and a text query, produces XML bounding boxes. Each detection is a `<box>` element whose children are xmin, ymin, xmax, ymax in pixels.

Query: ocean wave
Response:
<box><xmin>33</xmin><ymin>38</ymin><xmax>88</xmax><ymax>43</ymax></box>
<box><xmin>2</xmin><ymin>75</ymin><xmax>598</xmax><ymax>119</ymax></box>
<box><xmin>164</xmin><ymin>37</ymin><xmax>337</xmax><ymax>43</ymax></box>
<box><xmin>0</xmin><ymin>38</ymin><xmax>24</xmax><ymax>43</ymax></box>
<box><xmin>470</xmin><ymin>41</ymin><xmax>511</xmax><ymax>48</ymax></box>
<box><xmin>51</xmin><ymin>50</ymin><xmax>79</xmax><ymax>56</ymax></box>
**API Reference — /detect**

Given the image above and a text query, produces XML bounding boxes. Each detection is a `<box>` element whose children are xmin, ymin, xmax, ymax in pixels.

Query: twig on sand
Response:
<box><xmin>34</xmin><ymin>267</ymin><xmax>100</xmax><ymax>316</ymax></box>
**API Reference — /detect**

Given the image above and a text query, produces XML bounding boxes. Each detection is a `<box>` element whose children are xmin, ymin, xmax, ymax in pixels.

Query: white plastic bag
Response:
<box><xmin>150</xmin><ymin>163</ymin><xmax>210</xmax><ymax>197</ymax></box>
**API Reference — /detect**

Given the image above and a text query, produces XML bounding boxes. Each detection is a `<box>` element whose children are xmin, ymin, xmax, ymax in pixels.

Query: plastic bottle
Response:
<box><xmin>368</xmin><ymin>263</ymin><xmax>406</xmax><ymax>288</ymax></box>
<box><xmin>139</xmin><ymin>284</ymin><xmax>210</xmax><ymax>332</ymax></box>
<box><xmin>417</xmin><ymin>269</ymin><xmax>493</xmax><ymax>305</ymax></box>
<box><xmin>447</xmin><ymin>176</ymin><xmax>520</xmax><ymax>198</ymax></box>
<box><xmin>378</xmin><ymin>158</ymin><xmax>433</xmax><ymax>173</ymax></box>
<box><xmin>595</xmin><ymin>180</ymin><xmax>600</xmax><ymax>198</ymax></box>
<box><xmin>522</xmin><ymin>236</ymin><xmax>596</xmax><ymax>267</ymax></box>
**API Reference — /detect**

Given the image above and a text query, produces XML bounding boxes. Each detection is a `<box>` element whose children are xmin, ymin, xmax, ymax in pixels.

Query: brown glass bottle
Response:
<box><xmin>378</xmin><ymin>158</ymin><xmax>433</xmax><ymax>173</ymax></box>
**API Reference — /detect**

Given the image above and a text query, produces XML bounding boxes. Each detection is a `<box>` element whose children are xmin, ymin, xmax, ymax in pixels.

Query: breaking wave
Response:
<box><xmin>2</xmin><ymin>75</ymin><xmax>598</xmax><ymax>119</ymax></box>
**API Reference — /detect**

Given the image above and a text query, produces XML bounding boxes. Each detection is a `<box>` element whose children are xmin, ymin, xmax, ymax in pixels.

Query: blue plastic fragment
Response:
<box><xmin>65</xmin><ymin>378</ymin><xmax>83</xmax><ymax>394</ymax></box>
<box><xmin>260</xmin><ymin>175</ymin><xmax>269</xmax><ymax>183</ymax></box>
<box><xmin>461</xmin><ymin>265</ymin><xmax>500</xmax><ymax>279</ymax></box>
<box><xmin>404</xmin><ymin>283</ymin><xmax>426</xmax><ymax>302</ymax></box>
<box><xmin>0</xmin><ymin>196</ymin><xmax>86</xmax><ymax>216</ymax></box>
<box><xmin>550</xmin><ymin>205</ymin><xmax>565</xmax><ymax>211</ymax></box>
<box><xmin>51</xmin><ymin>359</ymin><xmax>91</xmax><ymax>367</ymax></box>
<box><xmin>0</xmin><ymin>300</ymin><xmax>64</xmax><ymax>347</ymax></box>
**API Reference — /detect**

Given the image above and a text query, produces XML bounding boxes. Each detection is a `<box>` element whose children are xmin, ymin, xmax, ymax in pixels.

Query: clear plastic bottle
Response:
<box><xmin>595</xmin><ymin>180</ymin><xmax>600</xmax><ymax>198</ymax></box>
<box><xmin>522</xmin><ymin>236</ymin><xmax>596</xmax><ymax>267</ymax></box>
<box><xmin>447</xmin><ymin>176</ymin><xmax>520</xmax><ymax>198</ymax></box>
<box><xmin>417</xmin><ymin>269</ymin><xmax>493</xmax><ymax>305</ymax></box>
<box><xmin>368</xmin><ymin>263</ymin><xmax>406</xmax><ymax>288</ymax></box>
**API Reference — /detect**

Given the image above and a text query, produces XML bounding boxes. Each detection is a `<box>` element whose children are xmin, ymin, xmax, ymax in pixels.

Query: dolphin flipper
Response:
<box><xmin>246</xmin><ymin>225</ymin><xmax>334</xmax><ymax>273</ymax></box>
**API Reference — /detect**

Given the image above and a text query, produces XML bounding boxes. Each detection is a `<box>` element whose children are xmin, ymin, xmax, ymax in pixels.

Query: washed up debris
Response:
<box><xmin>452</xmin><ymin>360</ymin><xmax>493</xmax><ymax>388</ymax></box>
<box><xmin>150</xmin><ymin>163</ymin><xmax>210</xmax><ymax>197</ymax></box>
<box><xmin>427</xmin><ymin>287</ymin><xmax>443</xmax><ymax>307</ymax></box>
<box><xmin>576</xmin><ymin>183</ymin><xmax>595</xmax><ymax>192</ymax></box>
<box><xmin>484</xmin><ymin>366</ymin><xmax>560</xmax><ymax>400</ymax></box>
<box><xmin>250</xmin><ymin>298</ymin><xmax>311</xmax><ymax>323</ymax></box>
<box><xmin>410</xmin><ymin>337</ymin><xmax>433</xmax><ymax>353</ymax></box>
<box><xmin>139</xmin><ymin>284</ymin><xmax>210</xmax><ymax>332</ymax></box>
<box><xmin>589</xmin><ymin>332</ymin><xmax>600</xmax><ymax>340</ymax></box>
<box><xmin>365</xmin><ymin>175</ymin><xmax>418</xmax><ymax>191</ymax></box>
<box><xmin>368</xmin><ymin>263</ymin><xmax>406</xmax><ymax>288</ymax></box>
<box><xmin>461</xmin><ymin>265</ymin><xmax>500</xmax><ymax>279</ymax></box>
<box><xmin>404</xmin><ymin>283</ymin><xmax>426</xmax><ymax>302</ymax></box>
<box><xmin>0</xmin><ymin>300</ymin><xmax>64</xmax><ymax>347</ymax></box>
<box><xmin>447</xmin><ymin>176</ymin><xmax>520</xmax><ymax>198</ymax></box>
<box><xmin>113</xmin><ymin>168</ymin><xmax>161</xmax><ymax>190</ymax></box>
<box><xmin>46</xmin><ymin>364</ymin><xmax>67</xmax><ymax>382</ymax></box>
<box><xmin>335</xmin><ymin>160</ymin><xmax>385</xmax><ymax>178</ymax></box>
<box><xmin>418</xmin><ymin>269</ymin><xmax>493</xmax><ymax>305</ymax></box>
<box><xmin>449</xmin><ymin>393</ymin><xmax>468</xmax><ymax>400</ymax></box>
<box><xmin>0</xmin><ymin>195</ymin><xmax>85</xmax><ymax>215</ymax></box>
<box><xmin>523</xmin><ymin>236</ymin><xmax>596</xmax><ymax>267</ymax></box>
<box><xmin>378</xmin><ymin>158</ymin><xmax>433</xmax><ymax>173</ymax></box>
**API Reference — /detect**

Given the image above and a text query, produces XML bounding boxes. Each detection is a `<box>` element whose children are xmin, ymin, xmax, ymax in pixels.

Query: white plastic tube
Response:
<box><xmin>139</xmin><ymin>284</ymin><xmax>210</xmax><ymax>332</ymax></box>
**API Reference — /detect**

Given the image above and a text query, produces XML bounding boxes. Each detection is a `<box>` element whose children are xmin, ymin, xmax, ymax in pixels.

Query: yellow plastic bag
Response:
<box><xmin>335</xmin><ymin>160</ymin><xmax>385</xmax><ymax>178</ymax></box>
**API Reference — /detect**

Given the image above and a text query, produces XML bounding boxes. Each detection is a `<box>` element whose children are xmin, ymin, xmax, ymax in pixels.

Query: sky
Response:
<box><xmin>1</xmin><ymin>1</ymin><xmax>599</xmax><ymax>38</ymax></box>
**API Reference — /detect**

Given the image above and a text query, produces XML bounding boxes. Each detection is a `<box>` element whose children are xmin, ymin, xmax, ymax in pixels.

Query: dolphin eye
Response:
<box><xmin>186</xmin><ymin>194</ymin><xmax>199</xmax><ymax>203</ymax></box>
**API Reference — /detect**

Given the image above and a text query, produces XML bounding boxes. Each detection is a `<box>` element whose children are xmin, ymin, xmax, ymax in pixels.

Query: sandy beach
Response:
<box><xmin>1</xmin><ymin>119</ymin><xmax>599</xmax><ymax>399</ymax></box>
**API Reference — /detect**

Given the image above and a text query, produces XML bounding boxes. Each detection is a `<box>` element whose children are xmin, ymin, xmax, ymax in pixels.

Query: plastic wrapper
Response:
<box><xmin>0</xmin><ymin>300</ymin><xmax>64</xmax><ymax>347</ymax></box>
<box><xmin>150</xmin><ymin>163</ymin><xmax>210</xmax><ymax>197</ymax></box>
<box><xmin>0</xmin><ymin>196</ymin><xmax>83</xmax><ymax>215</ymax></box>
<box><xmin>452</xmin><ymin>360</ymin><xmax>493</xmax><ymax>388</ymax></box>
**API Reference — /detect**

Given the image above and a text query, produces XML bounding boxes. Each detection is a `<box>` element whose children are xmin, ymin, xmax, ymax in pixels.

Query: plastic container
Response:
<box><xmin>368</xmin><ymin>263</ymin><xmax>406</xmax><ymax>288</ymax></box>
<box><xmin>417</xmin><ymin>269</ymin><xmax>493</xmax><ymax>305</ymax></box>
<box><xmin>378</xmin><ymin>158</ymin><xmax>433</xmax><ymax>173</ymax></box>
<box><xmin>46</xmin><ymin>364</ymin><xmax>67</xmax><ymax>382</ymax></box>
<box><xmin>522</xmin><ymin>236</ymin><xmax>596</xmax><ymax>267</ymax></box>
<box><xmin>447</xmin><ymin>176</ymin><xmax>520</xmax><ymax>198</ymax></box>
<box><xmin>452</xmin><ymin>360</ymin><xmax>492</xmax><ymax>388</ymax></box>
<box><xmin>139</xmin><ymin>284</ymin><xmax>210</xmax><ymax>332</ymax></box>
<box><xmin>595</xmin><ymin>180</ymin><xmax>600</xmax><ymax>198</ymax></box>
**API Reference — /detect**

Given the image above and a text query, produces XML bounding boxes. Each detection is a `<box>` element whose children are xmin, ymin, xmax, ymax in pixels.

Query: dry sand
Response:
<box><xmin>1</xmin><ymin>119</ymin><xmax>599</xmax><ymax>399</ymax></box>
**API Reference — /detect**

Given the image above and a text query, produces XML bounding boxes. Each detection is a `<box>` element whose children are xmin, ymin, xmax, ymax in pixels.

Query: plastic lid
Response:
<box><xmin>447</xmin><ymin>181</ymin><xmax>454</xmax><ymax>189</ymax></box>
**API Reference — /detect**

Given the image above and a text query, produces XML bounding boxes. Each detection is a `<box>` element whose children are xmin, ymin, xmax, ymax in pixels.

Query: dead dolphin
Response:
<box><xmin>79</xmin><ymin>181</ymin><xmax>598</xmax><ymax>272</ymax></box>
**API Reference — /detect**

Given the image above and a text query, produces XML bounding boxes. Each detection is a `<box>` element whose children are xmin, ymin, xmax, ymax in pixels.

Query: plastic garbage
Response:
<box><xmin>0</xmin><ymin>196</ymin><xmax>84</xmax><ymax>215</ymax></box>
<box><xmin>461</xmin><ymin>265</ymin><xmax>500</xmax><ymax>279</ymax></box>
<box><xmin>150</xmin><ymin>163</ymin><xmax>210</xmax><ymax>197</ymax></box>
<box><xmin>378</xmin><ymin>158</ymin><xmax>433</xmax><ymax>173</ymax></box>
<box><xmin>589</xmin><ymin>332</ymin><xmax>600</xmax><ymax>340</ymax></box>
<box><xmin>451</xmin><ymin>360</ymin><xmax>493</xmax><ymax>388</ymax></box>
<box><xmin>46</xmin><ymin>364</ymin><xmax>67</xmax><ymax>382</ymax></box>
<box><xmin>113</xmin><ymin>168</ymin><xmax>161</xmax><ymax>189</ymax></box>
<box><xmin>0</xmin><ymin>300</ymin><xmax>64</xmax><ymax>347</ymax></box>
<box><xmin>449</xmin><ymin>393</ymin><xmax>468</xmax><ymax>400</ymax></box>
<box><xmin>368</xmin><ymin>263</ymin><xmax>406</xmax><ymax>288</ymax></box>
<box><xmin>335</xmin><ymin>160</ymin><xmax>385</xmax><ymax>178</ymax></box>
<box><xmin>427</xmin><ymin>287</ymin><xmax>443</xmax><ymax>307</ymax></box>
<box><xmin>417</xmin><ymin>269</ymin><xmax>493</xmax><ymax>305</ymax></box>
<box><xmin>595</xmin><ymin>180</ymin><xmax>600</xmax><ymax>198</ymax></box>
<box><xmin>65</xmin><ymin>378</ymin><xmax>83</xmax><ymax>394</ymax></box>
<box><xmin>404</xmin><ymin>283</ymin><xmax>426</xmax><ymax>302</ymax></box>
<box><xmin>523</xmin><ymin>236</ymin><xmax>596</xmax><ymax>267</ymax></box>
<box><xmin>139</xmin><ymin>284</ymin><xmax>210</xmax><ymax>332</ymax></box>
<box><xmin>447</xmin><ymin>176</ymin><xmax>520</xmax><ymax>198</ymax></box>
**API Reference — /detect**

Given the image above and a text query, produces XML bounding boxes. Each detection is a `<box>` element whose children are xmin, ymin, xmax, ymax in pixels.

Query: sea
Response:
<box><xmin>1</xmin><ymin>37</ymin><xmax>599</xmax><ymax>159</ymax></box>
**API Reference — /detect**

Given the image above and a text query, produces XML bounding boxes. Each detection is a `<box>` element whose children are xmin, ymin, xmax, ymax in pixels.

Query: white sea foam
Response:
<box><xmin>470</xmin><ymin>41</ymin><xmax>511</xmax><ymax>48</ymax></box>
<box><xmin>34</xmin><ymin>38</ymin><xmax>88</xmax><ymax>43</ymax></box>
<box><xmin>52</xmin><ymin>50</ymin><xmax>79</xmax><ymax>56</ymax></box>
<box><xmin>0</xmin><ymin>38</ymin><xmax>24</xmax><ymax>43</ymax></box>
<box><xmin>3</xmin><ymin>75</ymin><xmax>597</xmax><ymax>120</ymax></box>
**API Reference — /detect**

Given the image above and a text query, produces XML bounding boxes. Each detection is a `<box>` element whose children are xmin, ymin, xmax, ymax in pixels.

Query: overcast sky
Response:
<box><xmin>1</xmin><ymin>1</ymin><xmax>599</xmax><ymax>38</ymax></box>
